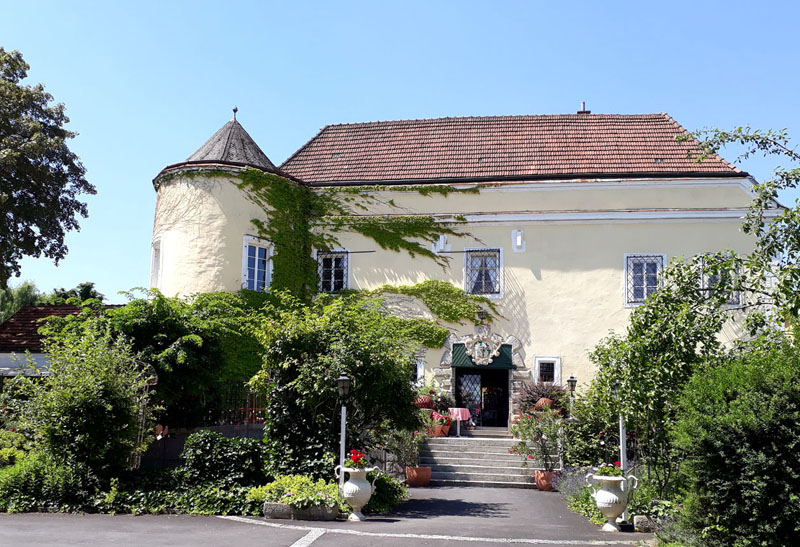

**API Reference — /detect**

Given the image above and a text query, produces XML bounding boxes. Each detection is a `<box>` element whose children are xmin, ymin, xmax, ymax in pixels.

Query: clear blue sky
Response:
<box><xmin>3</xmin><ymin>1</ymin><xmax>799</xmax><ymax>303</ymax></box>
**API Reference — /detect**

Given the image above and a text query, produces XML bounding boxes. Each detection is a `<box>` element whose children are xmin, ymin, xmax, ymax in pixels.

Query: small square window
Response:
<box><xmin>318</xmin><ymin>251</ymin><xmax>348</xmax><ymax>293</ymax></box>
<box><xmin>465</xmin><ymin>249</ymin><xmax>501</xmax><ymax>295</ymax></box>
<box><xmin>533</xmin><ymin>356</ymin><xmax>562</xmax><ymax>385</ymax></box>
<box><xmin>625</xmin><ymin>254</ymin><xmax>664</xmax><ymax>305</ymax></box>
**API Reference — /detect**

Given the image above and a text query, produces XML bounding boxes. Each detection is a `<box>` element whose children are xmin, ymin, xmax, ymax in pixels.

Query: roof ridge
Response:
<box><xmin>319</xmin><ymin>112</ymin><xmax>667</xmax><ymax>128</ymax></box>
<box><xmin>220</xmin><ymin>119</ymin><xmax>237</xmax><ymax>159</ymax></box>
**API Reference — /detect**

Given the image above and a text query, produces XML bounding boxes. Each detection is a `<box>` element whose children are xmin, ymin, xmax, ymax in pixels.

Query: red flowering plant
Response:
<box><xmin>594</xmin><ymin>460</ymin><xmax>624</xmax><ymax>477</ymax></box>
<box><xmin>345</xmin><ymin>449</ymin><xmax>369</xmax><ymax>469</ymax></box>
<box><xmin>431</xmin><ymin>411</ymin><xmax>451</xmax><ymax>427</ymax></box>
<box><xmin>509</xmin><ymin>405</ymin><xmax>563</xmax><ymax>471</ymax></box>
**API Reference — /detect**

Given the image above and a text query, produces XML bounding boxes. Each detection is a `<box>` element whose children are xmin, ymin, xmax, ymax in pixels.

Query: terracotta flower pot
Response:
<box><xmin>534</xmin><ymin>397</ymin><xmax>554</xmax><ymax>411</ymax></box>
<box><xmin>441</xmin><ymin>424</ymin><xmax>450</xmax><ymax>436</ymax></box>
<box><xmin>433</xmin><ymin>424</ymin><xmax>444</xmax><ymax>437</ymax></box>
<box><xmin>405</xmin><ymin>466</ymin><xmax>431</xmax><ymax>486</ymax></box>
<box><xmin>535</xmin><ymin>470</ymin><xmax>557</xmax><ymax>491</ymax></box>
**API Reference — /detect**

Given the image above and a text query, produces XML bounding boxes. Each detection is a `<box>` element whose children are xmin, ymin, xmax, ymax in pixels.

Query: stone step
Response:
<box><xmin>425</xmin><ymin>438</ymin><xmax>518</xmax><ymax>449</ymax></box>
<box><xmin>456</xmin><ymin>427</ymin><xmax>513</xmax><ymax>438</ymax></box>
<box><xmin>429</xmin><ymin>479</ymin><xmax>536</xmax><ymax>489</ymax></box>
<box><xmin>428</xmin><ymin>463</ymin><xmax>535</xmax><ymax>476</ymax></box>
<box><xmin>420</xmin><ymin>452</ymin><xmax>523</xmax><ymax>464</ymax></box>
<box><xmin>431</xmin><ymin>471</ymin><xmax>535</xmax><ymax>484</ymax></box>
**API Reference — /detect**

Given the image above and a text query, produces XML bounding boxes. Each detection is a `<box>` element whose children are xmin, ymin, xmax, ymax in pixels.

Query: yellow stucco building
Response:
<box><xmin>151</xmin><ymin>109</ymin><xmax>771</xmax><ymax>428</ymax></box>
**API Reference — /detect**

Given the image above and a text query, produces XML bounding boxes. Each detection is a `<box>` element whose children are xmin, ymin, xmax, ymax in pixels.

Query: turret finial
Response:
<box><xmin>232</xmin><ymin>106</ymin><xmax>238</xmax><ymax>121</ymax></box>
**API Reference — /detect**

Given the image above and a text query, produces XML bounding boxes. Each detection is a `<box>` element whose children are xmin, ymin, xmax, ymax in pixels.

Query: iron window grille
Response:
<box><xmin>538</xmin><ymin>362</ymin><xmax>555</xmax><ymax>383</ymax></box>
<box><xmin>626</xmin><ymin>254</ymin><xmax>664</xmax><ymax>305</ymax></box>
<box><xmin>701</xmin><ymin>255</ymin><xmax>741</xmax><ymax>306</ymax></box>
<box><xmin>318</xmin><ymin>251</ymin><xmax>348</xmax><ymax>293</ymax></box>
<box><xmin>465</xmin><ymin>249</ymin><xmax>501</xmax><ymax>295</ymax></box>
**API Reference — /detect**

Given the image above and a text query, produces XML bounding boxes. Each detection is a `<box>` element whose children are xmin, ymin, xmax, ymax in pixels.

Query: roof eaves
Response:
<box><xmin>305</xmin><ymin>170</ymin><xmax>752</xmax><ymax>188</ymax></box>
<box><xmin>152</xmin><ymin>160</ymin><xmax>307</xmax><ymax>189</ymax></box>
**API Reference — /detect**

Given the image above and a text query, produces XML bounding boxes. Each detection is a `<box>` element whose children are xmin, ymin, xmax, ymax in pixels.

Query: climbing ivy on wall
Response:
<box><xmin>371</xmin><ymin>280</ymin><xmax>498</xmax><ymax>325</ymax></box>
<box><xmin>235</xmin><ymin>168</ymin><xmax>471</xmax><ymax>300</ymax></box>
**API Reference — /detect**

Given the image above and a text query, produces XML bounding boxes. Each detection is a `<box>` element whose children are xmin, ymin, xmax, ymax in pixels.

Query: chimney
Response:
<box><xmin>577</xmin><ymin>101</ymin><xmax>591</xmax><ymax>114</ymax></box>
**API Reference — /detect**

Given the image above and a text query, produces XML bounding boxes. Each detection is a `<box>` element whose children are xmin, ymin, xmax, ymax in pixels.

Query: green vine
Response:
<box><xmin>235</xmin><ymin>169</ymin><xmax>471</xmax><ymax>300</ymax></box>
<box><xmin>372</xmin><ymin>279</ymin><xmax>498</xmax><ymax>324</ymax></box>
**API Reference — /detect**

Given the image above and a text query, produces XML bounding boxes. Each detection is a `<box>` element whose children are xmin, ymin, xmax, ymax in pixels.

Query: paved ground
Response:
<box><xmin>0</xmin><ymin>487</ymin><xmax>653</xmax><ymax>546</ymax></box>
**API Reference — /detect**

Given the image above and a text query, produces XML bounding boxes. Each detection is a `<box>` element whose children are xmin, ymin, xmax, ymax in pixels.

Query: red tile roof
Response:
<box><xmin>0</xmin><ymin>306</ymin><xmax>81</xmax><ymax>353</ymax></box>
<box><xmin>280</xmin><ymin>113</ymin><xmax>742</xmax><ymax>184</ymax></box>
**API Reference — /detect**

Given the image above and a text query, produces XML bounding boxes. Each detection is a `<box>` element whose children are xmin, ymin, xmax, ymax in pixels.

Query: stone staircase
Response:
<box><xmin>421</xmin><ymin>429</ymin><xmax>538</xmax><ymax>489</ymax></box>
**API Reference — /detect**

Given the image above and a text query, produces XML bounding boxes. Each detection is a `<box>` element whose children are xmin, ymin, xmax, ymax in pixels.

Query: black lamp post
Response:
<box><xmin>337</xmin><ymin>374</ymin><xmax>351</xmax><ymax>487</ymax></box>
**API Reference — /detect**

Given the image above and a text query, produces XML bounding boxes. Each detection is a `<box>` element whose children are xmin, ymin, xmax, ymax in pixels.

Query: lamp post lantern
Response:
<box><xmin>337</xmin><ymin>374</ymin><xmax>351</xmax><ymax>488</ymax></box>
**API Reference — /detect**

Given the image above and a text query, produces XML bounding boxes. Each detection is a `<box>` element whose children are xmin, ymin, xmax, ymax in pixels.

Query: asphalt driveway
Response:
<box><xmin>0</xmin><ymin>486</ymin><xmax>653</xmax><ymax>546</ymax></box>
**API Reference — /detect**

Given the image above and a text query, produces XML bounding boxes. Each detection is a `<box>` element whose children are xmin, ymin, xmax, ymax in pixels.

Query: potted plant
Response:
<box><xmin>421</xmin><ymin>408</ymin><xmax>439</xmax><ymax>437</ymax></box>
<box><xmin>431</xmin><ymin>411</ymin><xmax>451</xmax><ymax>436</ymax></box>
<box><xmin>585</xmin><ymin>461</ymin><xmax>638</xmax><ymax>532</ymax></box>
<box><xmin>509</xmin><ymin>405</ymin><xmax>563</xmax><ymax>491</ymax></box>
<box><xmin>413</xmin><ymin>383</ymin><xmax>435</xmax><ymax>409</ymax></box>
<box><xmin>388</xmin><ymin>429</ymin><xmax>430</xmax><ymax>487</ymax></box>
<box><xmin>335</xmin><ymin>449</ymin><xmax>378</xmax><ymax>521</ymax></box>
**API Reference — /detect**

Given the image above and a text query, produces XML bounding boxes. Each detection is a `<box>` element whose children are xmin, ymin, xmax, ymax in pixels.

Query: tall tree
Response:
<box><xmin>0</xmin><ymin>48</ymin><xmax>95</xmax><ymax>287</ymax></box>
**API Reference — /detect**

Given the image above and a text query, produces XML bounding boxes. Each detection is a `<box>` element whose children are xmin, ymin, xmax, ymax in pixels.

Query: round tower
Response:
<box><xmin>150</xmin><ymin>110</ymin><xmax>280</xmax><ymax>296</ymax></box>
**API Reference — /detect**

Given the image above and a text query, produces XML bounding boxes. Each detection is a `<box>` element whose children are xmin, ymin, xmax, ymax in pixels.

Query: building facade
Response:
<box><xmin>151</xmin><ymin>110</ymin><xmax>770</xmax><ymax>427</ymax></box>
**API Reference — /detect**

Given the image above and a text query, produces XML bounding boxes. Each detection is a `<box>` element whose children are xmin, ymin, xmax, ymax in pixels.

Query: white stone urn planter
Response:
<box><xmin>585</xmin><ymin>472</ymin><xmax>638</xmax><ymax>532</ymax></box>
<box><xmin>335</xmin><ymin>465</ymin><xmax>379</xmax><ymax>521</ymax></box>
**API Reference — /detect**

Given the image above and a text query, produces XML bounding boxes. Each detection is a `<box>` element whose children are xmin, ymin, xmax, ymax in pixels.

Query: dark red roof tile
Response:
<box><xmin>280</xmin><ymin>113</ymin><xmax>741</xmax><ymax>184</ymax></box>
<box><xmin>0</xmin><ymin>306</ymin><xmax>82</xmax><ymax>353</ymax></box>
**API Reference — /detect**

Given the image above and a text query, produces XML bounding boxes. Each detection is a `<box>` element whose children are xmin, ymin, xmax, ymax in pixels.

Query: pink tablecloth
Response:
<box><xmin>448</xmin><ymin>407</ymin><xmax>471</xmax><ymax>421</ymax></box>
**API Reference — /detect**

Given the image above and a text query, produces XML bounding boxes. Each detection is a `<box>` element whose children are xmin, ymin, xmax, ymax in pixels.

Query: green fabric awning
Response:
<box><xmin>451</xmin><ymin>343</ymin><xmax>515</xmax><ymax>369</ymax></box>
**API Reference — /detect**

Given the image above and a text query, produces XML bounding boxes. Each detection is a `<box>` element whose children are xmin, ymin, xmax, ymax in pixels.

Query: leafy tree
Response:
<box><xmin>1</xmin><ymin>327</ymin><xmax>153</xmax><ymax>476</ymax></box>
<box><xmin>0</xmin><ymin>281</ymin><xmax>40</xmax><ymax>323</ymax></box>
<box><xmin>579</xmin><ymin>258</ymin><xmax>729</xmax><ymax>498</ymax></box>
<box><xmin>40</xmin><ymin>281</ymin><xmax>104</xmax><ymax>305</ymax></box>
<box><xmin>0</xmin><ymin>281</ymin><xmax>104</xmax><ymax>323</ymax></box>
<box><xmin>689</xmin><ymin>127</ymin><xmax>800</xmax><ymax>321</ymax></box>
<box><xmin>39</xmin><ymin>290</ymin><xmax>265</xmax><ymax>427</ymax></box>
<box><xmin>247</xmin><ymin>292</ymin><xmax>424</xmax><ymax>478</ymax></box>
<box><xmin>0</xmin><ymin>48</ymin><xmax>95</xmax><ymax>287</ymax></box>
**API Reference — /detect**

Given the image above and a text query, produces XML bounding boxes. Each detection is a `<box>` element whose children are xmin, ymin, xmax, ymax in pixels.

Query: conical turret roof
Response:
<box><xmin>186</xmin><ymin>118</ymin><xmax>276</xmax><ymax>170</ymax></box>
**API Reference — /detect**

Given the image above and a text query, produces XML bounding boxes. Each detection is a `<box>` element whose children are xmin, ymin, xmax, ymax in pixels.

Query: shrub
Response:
<box><xmin>39</xmin><ymin>290</ymin><xmax>265</xmax><ymax>427</ymax></box>
<box><xmin>671</xmin><ymin>344</ymin><xmax>800</xmax><ymax>546</ymax></box>
<box><xmin>0</xmin><ymin>451</ymin><xmax>99</xmax><ymax>512</ymax></box>
<box><xmin>3</xmin><ymin>328</ymin><xmax>153</xmax><ymax>477</ymax></box>
<box><xmin>555</xmin><ymin>467</ymin><xmax>605</xmax><ymax>526</ymax></box>
<box><xmin>510</xmin><ymin>406</ymin><xmax>563</xmax><ymax>471</ymax></box>
<box><xmin>106</xmin><ymin>481</ymin><xmax>262</xmax><ymax>516</ymax></box>
<box><xmin>0</xmin><ymin>430</ymin><xmax>28</xmax><ymax>468</ymax></box>
<box><xmin>178</xmin><ymin>430</ymin><xmax>271</xmax><ymax>487</ymax></box>
<box><xmin>514</xmin><ymin>382</ymin><xmax>567</xmax><ymax>413</ymax></box>
<box><xmin>363</xmin><ymin>470</ymin><xmax>408</xmax><ymax>514</ymax></box>
<box><xmin>247</xmin><ymin>293</ymin><xmax>422</xmax><ymax>478</ymax></box>
<box><xmin>431</xmin><ymin>389</ymin><xmax>455</xmax><ymax>413</ymax></box>
<box><xmin>562</xmin><ymin>394</ymin><xmax>619</xmax><ymax>468</ymax></box>
<box><xmin>246</xmin><ymin>475</ymin><xmax>343</xmax><ymax>509</ymax></box>
<box><xmin>386</xmin><ymin>429</ymin><xmax>425</xmax><ymax>467</ymax></box>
